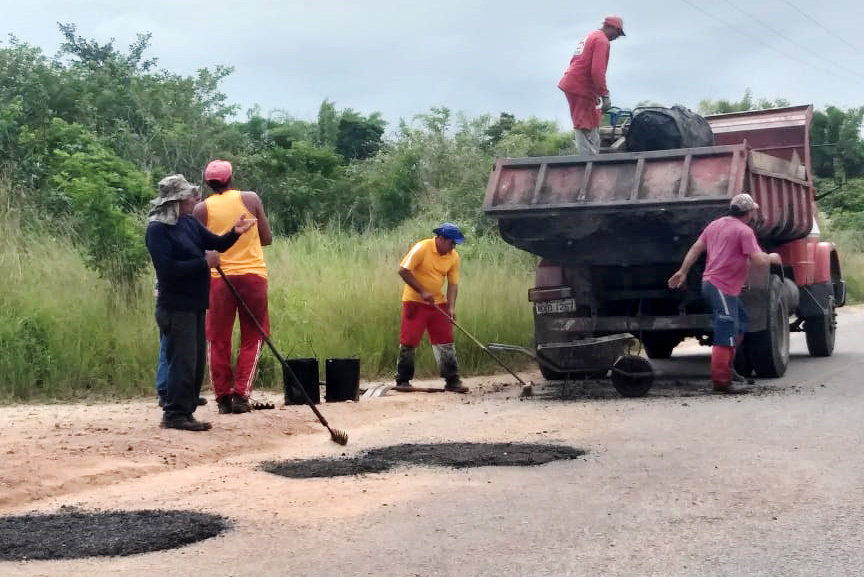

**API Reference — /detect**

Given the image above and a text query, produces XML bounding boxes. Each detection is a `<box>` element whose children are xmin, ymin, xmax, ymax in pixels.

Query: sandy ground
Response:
<box><xmin>2</xmin><ymin>307</ymin><xmax>864</xmax><ymax>576</ymax></box>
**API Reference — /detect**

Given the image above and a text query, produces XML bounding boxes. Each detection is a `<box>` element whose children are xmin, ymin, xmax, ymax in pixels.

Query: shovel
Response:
<box><xmin>433</xmin><ymin>304</ymin><xmax>534</xmax><ymax>397</ymax></box>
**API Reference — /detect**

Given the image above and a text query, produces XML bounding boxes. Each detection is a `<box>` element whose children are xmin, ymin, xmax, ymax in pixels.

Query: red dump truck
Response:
<box><xmin>483</xmin><ymin>105</ymin><xmax>845</xmax><ymax>395</ymax></box>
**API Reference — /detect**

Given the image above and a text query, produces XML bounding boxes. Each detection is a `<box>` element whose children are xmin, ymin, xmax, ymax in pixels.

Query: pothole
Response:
<box><xmin>262</xmin><ymin>442</ymin><xmax>585</xmax><ymax>479</ymax></box>
<box><xmin>0</xmin><ymin>509</ymin><xmax>230</xmax><ymax>561</ymax></box>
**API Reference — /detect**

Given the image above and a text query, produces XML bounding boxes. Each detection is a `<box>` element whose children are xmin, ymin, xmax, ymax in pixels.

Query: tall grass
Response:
<box><xmin>0</xmin><ymin>193</ymin><xmax>537</xmax><ymax>402</ymax></box>
<box><xmin>824</xmin><ymin>228</ymin><xmax>864</xmax><ymax>303</ymax></box>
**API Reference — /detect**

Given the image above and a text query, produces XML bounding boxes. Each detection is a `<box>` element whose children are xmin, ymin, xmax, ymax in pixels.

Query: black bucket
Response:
<box><xmin>325</xmin><ymin>358</ymin><xmax>360</xmax><ymax>402</ymax></box>
<box><xmin>284</xmin><ymin>358</ymin><xmax>320</xmax><ymax>405</ymax></box>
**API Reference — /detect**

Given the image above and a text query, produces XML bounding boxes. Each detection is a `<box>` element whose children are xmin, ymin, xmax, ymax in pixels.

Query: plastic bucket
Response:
<box><xmin>325</xmin><ymin>358</ymin><xmax>360</xmax><ymax>402</ymax></box>
<box><xmin>284</xmin><ymin>358</ymin><xmax>320</xmax><ymax>405</ymax></box>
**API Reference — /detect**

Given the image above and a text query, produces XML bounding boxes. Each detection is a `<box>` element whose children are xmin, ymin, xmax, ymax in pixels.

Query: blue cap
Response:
<box><xmin>433</xmin><ymin>222</ymin><xmax>465</xmax><ymax>244</ymax></box>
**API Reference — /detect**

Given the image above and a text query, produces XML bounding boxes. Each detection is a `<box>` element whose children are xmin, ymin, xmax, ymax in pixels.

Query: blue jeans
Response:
<box><xmin>702</xmin><ymin>281</ymin><xmax>749</xmax><ymax>347</ymax></box>
<box><xmin>155</xmin><ymin>334</ymin><xmax>168</xmax><ymax>401</ymax></box>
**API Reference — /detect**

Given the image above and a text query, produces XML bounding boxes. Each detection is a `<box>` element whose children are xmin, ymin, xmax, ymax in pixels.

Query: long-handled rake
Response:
<box><xmin>215</xmin><ymin>266</ymin><xmax>348</xmax><ymax>445</ymax></box>
<box><xmin>433</xmin><ymin>304</ymin><xmax>534</xmax><ymax>397</ymax></box>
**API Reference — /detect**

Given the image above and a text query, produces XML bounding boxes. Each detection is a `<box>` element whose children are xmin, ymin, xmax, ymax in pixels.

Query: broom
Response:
<box><xmin>216</xmin><ymin>266</ymin><xmax>348</xmax><ymax>445</ymax></box>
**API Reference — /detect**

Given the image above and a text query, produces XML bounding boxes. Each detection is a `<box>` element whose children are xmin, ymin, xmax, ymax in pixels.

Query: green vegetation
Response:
<box><xmin>2</xmin><ymin>28</ymin><xmax>864</xmax><ymax>401</ymax></box>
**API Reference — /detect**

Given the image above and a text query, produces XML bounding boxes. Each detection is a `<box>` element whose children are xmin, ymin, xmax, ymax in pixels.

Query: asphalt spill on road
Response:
<box><xmin>262</xmin><ymin>442</ymin><xmax>586</xmax><ymax>479</ymax></box>
<box><xmin>0</xmin><ymin>509</ymin><xmax>229</xmax><ymax>561</ymax></box>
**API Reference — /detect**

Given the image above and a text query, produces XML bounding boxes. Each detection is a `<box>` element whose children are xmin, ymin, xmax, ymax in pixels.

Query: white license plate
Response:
<box><xmin>535</xmin><ymin>299</ymin><xmax>576</xmax><ymax>315</ymax></box>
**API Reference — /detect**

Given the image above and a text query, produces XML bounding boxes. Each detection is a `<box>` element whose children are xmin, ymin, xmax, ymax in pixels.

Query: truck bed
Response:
<box><xmin>484</xmin><ymin>118</ymin><xmax>814</xmax><ymax>265</ymax></box>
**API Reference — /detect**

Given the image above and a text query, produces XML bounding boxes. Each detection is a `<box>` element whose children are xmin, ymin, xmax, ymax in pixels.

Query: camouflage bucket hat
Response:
<box><xmin>148</xmin><ymin>174</ymin><xmax>200</xmax><ymax>224</ymax></box>
<box><xmin>152</xmin><ymin>174</ymin><xmax>199</xmax><ymax>206</ymax></box>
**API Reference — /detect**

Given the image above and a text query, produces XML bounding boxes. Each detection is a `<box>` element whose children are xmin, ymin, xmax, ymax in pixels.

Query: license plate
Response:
<box><xmin>535</xmin><ymin>299</ymin><xmax>576</xmax><ymax>315</ymax></box>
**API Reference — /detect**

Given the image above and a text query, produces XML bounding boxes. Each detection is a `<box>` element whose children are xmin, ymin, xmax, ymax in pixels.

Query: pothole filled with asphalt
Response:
<box><xmin>535</xmin><ymin>378</ymin><xmax>786</xmax><ymax>400</ymax></box>
<box><xmin>0</xmin><ymin>509</ymin><xmax>230</xmax><ymax>561</ymax></box>
<box><xmin>262</xmin><ymin>442</ymin><xmax>586</xmax><ymax>479</ymax></box>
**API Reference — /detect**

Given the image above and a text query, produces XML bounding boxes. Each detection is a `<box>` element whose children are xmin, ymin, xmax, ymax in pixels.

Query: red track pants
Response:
<box><xmin>206</xmin><ymin>274</ymin><xmax>269</xmax><ymax>400</ymax></box>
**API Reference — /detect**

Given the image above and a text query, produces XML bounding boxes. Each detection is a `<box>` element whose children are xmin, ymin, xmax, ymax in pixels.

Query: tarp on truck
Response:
<box><xmin>626</xmin><ymin>105</ymin><xmax>714</xmax><ymax>152</ymax></box>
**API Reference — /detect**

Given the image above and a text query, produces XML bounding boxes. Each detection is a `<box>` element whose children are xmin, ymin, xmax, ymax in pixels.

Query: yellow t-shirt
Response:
<box><xmin>204</xmin><ymin>190</ymin><xmax>267</xmax><ymax>278</ymax></box>
<box><xmin>400</xmin><ymin>238</ymin><xmax>459</xmax><ymax>304</ymax></box>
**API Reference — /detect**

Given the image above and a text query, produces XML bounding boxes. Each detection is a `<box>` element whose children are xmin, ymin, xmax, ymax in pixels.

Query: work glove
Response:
<box><xmin>601</xmin><ymin>93</ymin><xmax>612</xmax><ymax>112</ymax></box>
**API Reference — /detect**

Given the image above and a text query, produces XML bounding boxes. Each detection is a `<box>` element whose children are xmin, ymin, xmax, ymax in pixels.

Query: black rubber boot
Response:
<box><xmin>433</xmin><ymin>344</ymin><xmax>459</xmax><ymax>380</ymax></box>
<box><xmin>395</xmin><ymin>345</ymin><xmax>416</xmax><ymax>386</ymax></box>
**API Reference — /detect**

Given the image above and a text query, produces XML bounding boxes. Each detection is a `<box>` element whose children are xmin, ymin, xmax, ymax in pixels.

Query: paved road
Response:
<box><xmin>5</xmin><ymin>309</ymin><xmax>864</xmax><ymax>576</ymax></box>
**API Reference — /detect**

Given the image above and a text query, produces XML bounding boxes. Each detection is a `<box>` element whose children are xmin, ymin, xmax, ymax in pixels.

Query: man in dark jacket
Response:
<box><xmin>145</xmin><ymin>174</ymin><xmax>255</xmax><ymax>431</ymax></box>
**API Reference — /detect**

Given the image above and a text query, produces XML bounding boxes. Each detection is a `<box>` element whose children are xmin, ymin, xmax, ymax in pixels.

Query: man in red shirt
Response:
<box><xmin>558</xmin><ymin>15</ymin><xmax>625</xmax><ymax>155</ymax></box>
<box><xmin>668</xmin><ymin>194</ymin><xmax>782</xmax><ymax>393</ymax></box>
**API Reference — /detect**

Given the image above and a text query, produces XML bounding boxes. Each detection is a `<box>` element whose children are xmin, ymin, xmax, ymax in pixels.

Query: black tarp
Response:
<box><xmin>626</xmin><ymin>105</ymin><xmax>714</xmax><ymax>152</ymax></box>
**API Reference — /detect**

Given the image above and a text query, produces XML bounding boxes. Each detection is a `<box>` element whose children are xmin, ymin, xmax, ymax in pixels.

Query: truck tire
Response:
<box><xmin>749</xmin><ymin>275</ymin><xmax>790</xmax><ymax>378</ymax></box>
<box><xmin>804</xmin><ymin>299</ymin><xmax>836</xmax><ymax>357</ymax></box>
<box><xmin>640</xmin><ymin>334</ymin><xmax>680</xmax><ymax>359</ymax></box>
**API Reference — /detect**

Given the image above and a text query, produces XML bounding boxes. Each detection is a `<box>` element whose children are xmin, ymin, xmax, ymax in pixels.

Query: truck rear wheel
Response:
<box><xmin>804</xmin><ymin>299</ymin><xmax>836</xmax><ymax>357</ymax></box>
<box><xmin>749</xmin><ymin>275</ymin><xmax>790</xmax><ymax>378</ymax></box>
<box><xmin>640</xmin><ymin>333</ymin><xmax>681</xmax><ymax>359</ymax></box>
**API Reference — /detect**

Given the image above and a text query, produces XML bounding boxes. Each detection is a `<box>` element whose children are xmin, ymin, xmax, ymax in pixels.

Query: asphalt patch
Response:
<box><xmin>0</xmin><ymin>508</ymin><xmax>230</xmax><ymax>561</ymax></box>
<box><xmin>536</xmin><ymin>378</ymin><xmax>785</xmax><ymax>401</ymax></box>
<box><xmin>262</xmin><ymin>442</ymin><xmax>586</xmax><ymax>479</ymax></box>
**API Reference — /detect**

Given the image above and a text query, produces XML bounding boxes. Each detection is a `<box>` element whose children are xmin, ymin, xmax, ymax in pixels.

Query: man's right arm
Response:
<box><xmin>668</xmin><ymin>238</ymin><xmax>706</xmax><ymax>289</ymax></box>
<box><xmin>399</xmin><ymin>268</ymin><xmax>435</xmax><ymax>304</ymax></box>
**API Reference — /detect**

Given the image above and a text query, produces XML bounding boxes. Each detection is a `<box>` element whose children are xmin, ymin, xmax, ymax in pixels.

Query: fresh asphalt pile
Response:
<box><xmin>0</xmin><ymin>508</ymin><xmax>230</xmax><ymax>561</ymax></box>
<box><xmin>261</xmin><ymin>442</ymin><xmax>586</xmax><ymax>479</ymax></box>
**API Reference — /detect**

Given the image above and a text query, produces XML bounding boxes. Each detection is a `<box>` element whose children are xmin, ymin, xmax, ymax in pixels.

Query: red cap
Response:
<box><xmin>603</xmin><ymin>15</ymin><xmax>625</xmax><ymax>35</ymax></box>
<box><xmin>204</xmin><ymin>159</ymin><xmax>233</xmax><ymax>183</ymax></box>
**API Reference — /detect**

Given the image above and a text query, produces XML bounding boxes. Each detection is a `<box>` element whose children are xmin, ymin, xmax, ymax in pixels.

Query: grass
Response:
<box><xmin>824</xmin><ymin>228</ymin><xmax>864</xmax><ymax>304</ymax></box>
<box><xmin>0</xmin><ymin>201</ymin><xmax>538</xmax><ymax>402</ymax></box>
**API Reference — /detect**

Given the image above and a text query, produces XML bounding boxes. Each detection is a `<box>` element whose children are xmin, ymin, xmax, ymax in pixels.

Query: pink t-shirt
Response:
<box><xmin>698</xmin><ymin>216</ymin><xmax>762</xmax><ymax>296</ymax></box>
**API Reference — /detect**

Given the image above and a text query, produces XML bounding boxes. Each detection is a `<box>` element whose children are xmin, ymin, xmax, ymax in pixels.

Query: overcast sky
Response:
<box><xmin>3</xmin><ymin>0</ymin><xmax>862</xmax><ymax>132</ymax></box>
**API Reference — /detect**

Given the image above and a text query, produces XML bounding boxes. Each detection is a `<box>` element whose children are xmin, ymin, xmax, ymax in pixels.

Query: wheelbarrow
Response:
<box><xmin>488</xmin><ymin>333</ymin><xmax>656</xmax><ymax>398</ymax></box>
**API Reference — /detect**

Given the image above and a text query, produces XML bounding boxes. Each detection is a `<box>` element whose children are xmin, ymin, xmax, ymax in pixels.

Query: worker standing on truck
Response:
<box><xmin>667</xmin><ymin>194</ymin><xmax>782</xmax><ymax>393</ymax></box>
<box><xmin>395</xmin><ymin>223</ymin><xmax>469</xmax><ymax>393</ymax></box>
<box><xmin>557</xmin><ymin>15</ymin><xmax>625</xmax><ymax>155</ymax></box>
<box><xmin>194</xmin><ymin>160</ymin><xmax>273</xmax><ymax>416</ymax></box>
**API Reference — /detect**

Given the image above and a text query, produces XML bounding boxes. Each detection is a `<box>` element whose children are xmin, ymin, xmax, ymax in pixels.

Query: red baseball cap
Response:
<box><xmin>204</xmin><ymin>159</ymin><xmax>233</xmax><ymax>183</ymax></box>
<box><xmin>604</xmin><ymin>15</ymin><xmax>625</xmax><ymax>35</ymax></box>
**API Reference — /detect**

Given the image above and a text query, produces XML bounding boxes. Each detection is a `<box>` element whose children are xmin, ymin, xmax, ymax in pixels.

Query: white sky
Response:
<box><xmin>3</xmin><ymin>0</ymin><xmax>863</xmax><ymax>131</ymax></box>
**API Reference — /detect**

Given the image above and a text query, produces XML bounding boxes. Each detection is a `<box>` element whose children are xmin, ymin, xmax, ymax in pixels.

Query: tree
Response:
<box><xmin>698</xmin><ymin>89</ymin><xmax>790</xmax><ymax>115</ymax></box>
<box><xmin>811</xmin><ymin>106</ymin><xmax>864</xmax><ymax>179</ymax></box>
<box><xmin>336</xmin><ymin>109</ymin><xmax>385</xmax><ymax>161</ymax></box>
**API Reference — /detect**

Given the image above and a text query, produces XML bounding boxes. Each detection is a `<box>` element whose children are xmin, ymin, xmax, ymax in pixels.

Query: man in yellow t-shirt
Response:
<box><xmin>193</xmin><ymin>159</ymin><xmax>273</xmax><ymax>415</ymax></box>
<box><xmin>396</xmin><ymin>223</ymin><xmax>468</xmax><ymax>393</ymax></box>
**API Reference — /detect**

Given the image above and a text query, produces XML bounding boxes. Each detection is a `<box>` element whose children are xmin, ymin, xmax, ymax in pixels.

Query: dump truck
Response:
<box><xmin>483</xmin><ymin>105</ymin><xmax>845</xmax><ymax>395</ymax></box>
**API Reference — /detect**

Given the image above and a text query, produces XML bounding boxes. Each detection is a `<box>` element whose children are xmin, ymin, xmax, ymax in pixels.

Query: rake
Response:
<box><xmin>216</xmin><ymin>266</ymin><xmax>348</xmax><ymax>445</ymax></box>
<box><xmin>433</xmin><ymin>304</ymin><xmax>534</xmax><ymax>397</ymax></box>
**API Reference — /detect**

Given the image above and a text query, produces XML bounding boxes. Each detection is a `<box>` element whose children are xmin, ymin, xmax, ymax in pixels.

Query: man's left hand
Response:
<box><xmin>233</xmin><ymin>213</ymin><xmax>257</xmax><ymax>235</ymax></box>
<box><xmin>601</xmin><ymin>94</ymin><xmax>612</xmax><ymax>112</ymax></box>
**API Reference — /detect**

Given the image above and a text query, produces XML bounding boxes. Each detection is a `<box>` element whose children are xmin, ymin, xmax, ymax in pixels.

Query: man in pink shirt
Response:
<box><xmin>668</xmin><ymin>194</ymin><xmax>782</xmax><ymax>393</ymax></box>
<box><xmin>557</xmin><ymin>15</ymin><xmax>625</xmax><ymax>155</ymax></box>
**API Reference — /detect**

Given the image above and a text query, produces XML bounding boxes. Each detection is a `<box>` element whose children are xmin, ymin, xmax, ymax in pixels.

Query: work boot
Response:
<box><xmin>160</xmin><ymin>414</ymin><xmax>212</xmax><ymax>431</ymax></box>
<box><xmin>395</xmin><ymin>345</ymin><xmax>416</xmax><ymax>385</ymax></box>
<box><xmin>731</xmin><ymin>368</ymin><xmax>755</xmax><ymax>385</ymax></box>
<box><xmin>217</xmin><ymin>396</ymin><xmax>234</xmax><ymax>414</ymax></box>
<box><xmin>444</xmin><ymin>377</ymin><xmax>469</xmax><ymax>394</ymax></box>
<box><xmin>711</xmin><ymin>381</ymin><xmax>751</xmax><ymax>395</ymax></box>
<box><xmin>232</xmin><ymin>394</ymin><xmax>252</xmax><ymax>414</ymax></box>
